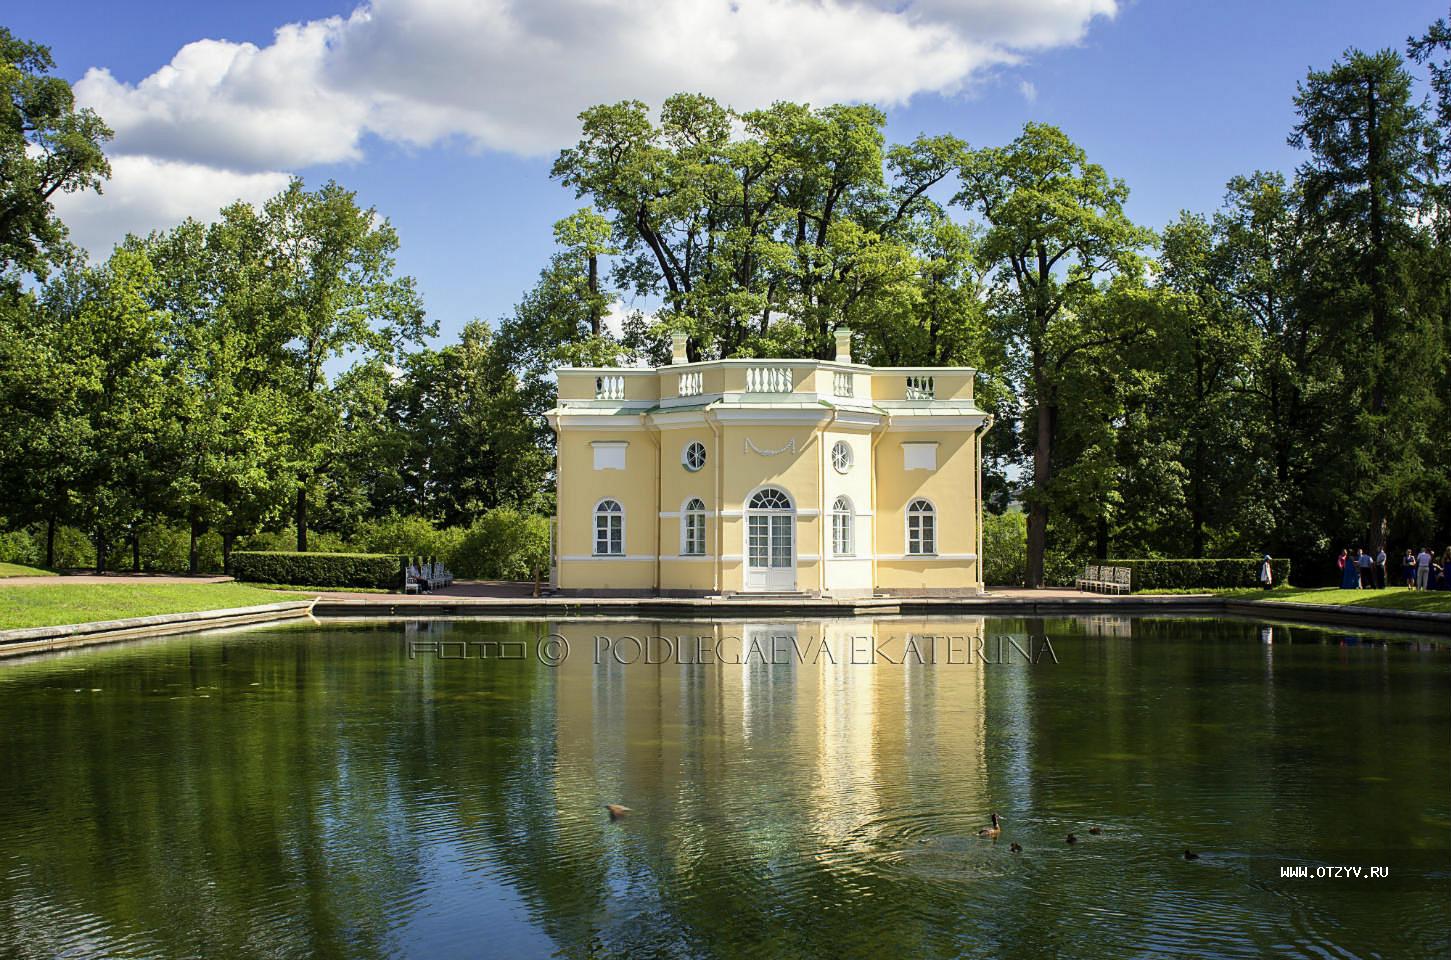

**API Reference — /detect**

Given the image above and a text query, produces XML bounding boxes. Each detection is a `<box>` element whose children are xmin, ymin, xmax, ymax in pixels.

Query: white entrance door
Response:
<box><xmin>745</xmin><ymin>487</ymin><xmax>795</xmax><ymax>591</ymax></box>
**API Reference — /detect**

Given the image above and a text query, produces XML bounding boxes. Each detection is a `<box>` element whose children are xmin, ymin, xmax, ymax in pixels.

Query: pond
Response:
<box><xmin>0</xmin><ymin>616</ymin><xmax>1445</xmax><ymax>959</ymax></box>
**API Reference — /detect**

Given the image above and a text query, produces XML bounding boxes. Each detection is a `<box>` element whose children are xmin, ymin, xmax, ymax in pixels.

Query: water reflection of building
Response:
<box><xmin>547</xmin><ymin>618</ymin><xmax>989</xmax><ymax>849</ymax></box>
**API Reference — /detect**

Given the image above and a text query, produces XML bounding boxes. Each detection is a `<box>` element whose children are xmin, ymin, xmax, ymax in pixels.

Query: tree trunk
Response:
<box><xmin>587</xmin><ymin>253</ymin><xmax>602</xmax><ymax>337</ymax></box>
<box><xmin>1190</xmin><ymin>439</ymin><xmax>1206</xmax><ymax>558</ymax></box>
<box><xmin>94</xmin><ymin>536</ymin><xmax>106</xmax><ymax>575</ymax></box>
<box><xmin>296</xmin><ymin>488</ymin><xmax>308</xmax><ymax>552</ymax></box>
<box><xmin>1095</xmin><ymin>515</ymin><xmax>1109</xmax><ymax>561</ymax></box>
<box><xmin>222</xmin><ymin>532</ymin><xmax>236</xmax><ymax>573</ymax></box>
<box><xmin>1366</xmin><ymin>507</ymin><xmax>1388</xmax><ymax>556</ymax></box>
<box><xmin>131</xmin><ymin>531</ymin><xmax>141</xmax><ymax>573</ymax></box>
<box><xmin>189</xmin><ymin>516</ymin><xmax>201</xmax><ymax>575</ymax></box>
<box><xmin>1363</xmin><ymin>77</ymin><xmax>1390</xmax><ymax>555</ymax></box>
<box><xmin>1026</xmin><ymin>397</ymin><xmax>1055</xmax><ymax>588</ymax></box>
<box><xmin>45</xmin><ymin>516</ymin><xmax>56</xmax><ymax>569</ymax></box>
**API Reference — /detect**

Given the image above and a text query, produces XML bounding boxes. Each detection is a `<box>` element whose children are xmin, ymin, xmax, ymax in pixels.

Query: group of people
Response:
<box><xmin>1337</xmin><ymin>546</ymin><xmax>1451</xmax><ymax>590</ymax></box>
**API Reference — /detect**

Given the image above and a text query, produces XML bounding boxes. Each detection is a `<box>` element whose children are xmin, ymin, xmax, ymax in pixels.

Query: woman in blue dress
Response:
<box><xmin>1341</xmin><ymin>549</ymin><xmax>1362</xmax><ymax>589</ymax></box>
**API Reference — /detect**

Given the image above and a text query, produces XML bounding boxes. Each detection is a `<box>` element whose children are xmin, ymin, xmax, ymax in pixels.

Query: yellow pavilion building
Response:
<box><xmin>545</xmin><ymin>330</ymin><xmax>992</xmax><ymax>596</ymax></box>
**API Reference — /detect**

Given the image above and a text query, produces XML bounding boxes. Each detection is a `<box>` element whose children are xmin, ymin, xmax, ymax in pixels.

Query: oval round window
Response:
<box><xmin>683</xmin><ymin>441</ymin><xmax>707</xmax><ymax>472</ymax></box>
<box><xmin>831</xmin><ymin>440</ymin><xmax>853</xmax><ymax>474</ymax></box>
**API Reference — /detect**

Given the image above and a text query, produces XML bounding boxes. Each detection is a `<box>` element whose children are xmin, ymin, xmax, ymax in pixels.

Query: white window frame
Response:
<box><xmin>831</xmin><ymin>440</ymin><xmax>853</xmax><ymax>474</ymax></box>
<box><xmin>831</xmin><ymin>495</ymin><xmax>855</xmax><ymax>557</ymax></box>
<box><xmin>906</xmin><ymin>498</ymin><xmax>936</xmax><ymax>556</ymax></box>
<box><xmin>681</xmin><ymin>497</ymin><xmax>707</xmax><ymax>556</ymax></box>
<box><xmin>593</xmin><ymin>498</ymin><xmax>625</xmax><ymax>555</ymax></box>
<box><xmin>682</xmin><ymin>440</ymin><xmax>707</xmax><ymax>472</ymax></box>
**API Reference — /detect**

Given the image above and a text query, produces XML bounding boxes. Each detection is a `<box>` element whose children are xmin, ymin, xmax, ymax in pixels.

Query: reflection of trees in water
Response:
<box><xmin>0</xmin><ymin>620</ymin><xmax>559</xmax><ymax>959</ymax></box>
<box><xmin>0</xmin><ymin>617</ymin><xmax>1445</xmax><ymax>959</ymax></box>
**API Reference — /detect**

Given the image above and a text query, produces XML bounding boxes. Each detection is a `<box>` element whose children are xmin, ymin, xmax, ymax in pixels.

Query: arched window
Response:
<box><xmin>748</xmin><ymin>487</ymin><xmax>793</xmax><ymax>510</ymax></box>
<box><xmin>831</xmin><ymin>495</ymin><xmax>854</xmax><ymax>556</ymax></box>
<box><xmin>682</xmin><ymin>441</ymin><xmax>707</xmax><ymax>472</ymax></box>
<box><xmin>681</xmin><ymin>497</ymin><xmax>707</xmax><ymax>556</ymax></box>
<box><xmin>746</xmin><ymin>487</ymin><xmax>794</xmax><ymax>574</ymax></box>
<box><xmin>906</xmin><ymin>499</ymin><xmax>936</xmax><ymax>555</ymax></box>
<box><xmin>831</xmin><ymin>440</ymin><xmax>853</xmax><ymax>474</ymax></box>
<box><xmin>594</xmin><ymin>499</ymin><xmax>624</xmax><ymax>555</ymax></box>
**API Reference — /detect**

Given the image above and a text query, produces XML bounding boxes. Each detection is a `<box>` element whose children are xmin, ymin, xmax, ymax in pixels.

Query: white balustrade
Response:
<box><xmin>678</xmin><ymin>371</ymin><xmax>703</xmax><ymax>397</ymax></box>
<box><xmin>746</xmin><ymin>366</ymin><xmax>793</xmax><ymax>393</ymax></box>
<box><xmin>595</xmin><ymin>375</ymin><xmax>625</xmax><ymax>400</ymax></box>
<box><xmin>905</xmin><ymin>375</ymin><xmax>935</xmax><ymax>400</ymax></box>
<box><xmin>833</xmin><ymin>371</ymin><xmax>854</xmax><ymax>398</ymax></box>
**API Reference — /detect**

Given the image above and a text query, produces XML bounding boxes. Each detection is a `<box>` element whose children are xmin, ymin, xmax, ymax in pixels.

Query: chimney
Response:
<box><xmin>670</xmin><ymin>332</ymin><xmax>689</xmax><ymax>365</ymax></box>
<box><xmin>834</xmin><ymin>328</ymin><xmax>853</xmax><ymax>363</ymax></box>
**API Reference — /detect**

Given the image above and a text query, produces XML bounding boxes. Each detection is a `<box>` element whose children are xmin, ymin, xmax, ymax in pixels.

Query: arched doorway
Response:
<box><xmin>745</xmin><ymin>486</ymin><xmax>795</xmax><ymax>591</ymax></box>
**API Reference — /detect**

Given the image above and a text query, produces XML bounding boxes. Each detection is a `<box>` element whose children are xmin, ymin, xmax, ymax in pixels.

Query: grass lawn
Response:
<box><xmin>0</xmin><ymin>582</ymin><xmax>311</xmax><ymax>631</ymax></box>
<box><xmin>1141</xmin><ymin>585</ymin><xmax>1451</xmax><ymax>613</ymax></box>
<box><xmin>0</xmin><ymin>562</ymin><xmax>56</xmax><ymax>578</ymax></box>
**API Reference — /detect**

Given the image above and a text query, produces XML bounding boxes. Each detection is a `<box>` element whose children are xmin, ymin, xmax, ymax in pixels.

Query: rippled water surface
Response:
<box><xmin>0</xmin><ymin>616</ymin><xmax>1446</xmax><ymax>959</ymax></box>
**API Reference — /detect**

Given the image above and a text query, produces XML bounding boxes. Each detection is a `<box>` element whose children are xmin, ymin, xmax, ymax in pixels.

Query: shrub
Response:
<box><xmin>352</xmin><ymin>514</ymin><xmax>464</xmax><ymax>564</ymax></box>
<box><xmin>236</xmin><ymin>527</ymin><xmax>351</xmax><ymax>554</ymax></box>
<box><xmin>1102</xmin><ymin>557</ymin><xmax>1292</xmax><ymax>590</ymax></box>
<box><xmin>231</xmin><ymin>551</ymin><xmax>404</xmax><ymax>589</ymax></box>
<box><xmin>983</xmin><ymin>511</ymin><xmax>1027</xmax><ymax>586</ymax></box>
<box><xmin>454</xmin><ymin>508</ymin><xmax>551</xmax><ymax>580</ymax></box>
<box><xmin>0</xmin><ymin>529</ymin><xmax>40</xmax><ymax>567</ymax></box>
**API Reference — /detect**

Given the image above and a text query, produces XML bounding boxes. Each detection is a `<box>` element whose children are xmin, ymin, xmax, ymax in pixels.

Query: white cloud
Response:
<box><xmin>1018</xmin><ymin>79</ymin><xmax>1038</xmax><ymax>103</ymax></box>
<box><xmin>68</xmin><ymin>0</ymin><xmax>1116</xmax><ymax>251</ymax></box>
<box><xmin>75</xmin><ymin>21</ymin><xmax>367</xmax><ymax>172</ymax></box>
<box><xmin>52</xmin><ymin>156</ymin><xmax>291</xmax><ymax>256</ymax></box>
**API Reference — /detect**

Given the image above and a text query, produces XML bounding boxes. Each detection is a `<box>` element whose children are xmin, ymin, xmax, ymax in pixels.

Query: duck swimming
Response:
<box><xmin>978</xmin><ymin>812</ymin><xmax>1002</xmax><ymax>838</ymax></box>
<box><xmin>1088</xmin><ymin>826</ymin><xmax>1102</xmax><ymax>835</ymax></box>
<box><xmin>1065</xmin><ymin>833</ymin><xmax>1078</xmax><ymax>844</ymax></box>
<box><xmin>606</xmin><ymin>804</ymin><xmax>631</xmax><ymax>820</ymax></box>
<box><xmin>1183</xmin><ymin>849</ymin><xmax>1199</xmax><ymax>860</ymax></box>
<box><xmin>1009</xmin><ymin>842</ymin><xmax>1022</xmax><ymax>853</ymax></box>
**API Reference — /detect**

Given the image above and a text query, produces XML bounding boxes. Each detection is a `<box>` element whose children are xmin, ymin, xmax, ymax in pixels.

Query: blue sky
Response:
<box><xmin>11</xmin><ymin>0</ymin><xmax>1448</xmax><ymax>344</ymax></box>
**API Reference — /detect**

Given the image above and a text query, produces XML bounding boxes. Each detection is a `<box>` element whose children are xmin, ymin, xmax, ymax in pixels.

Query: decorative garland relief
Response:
<box><xmin>745</xmin><ymin>438</ymin><xmax>796</xmax><ymax>457</ymax></box>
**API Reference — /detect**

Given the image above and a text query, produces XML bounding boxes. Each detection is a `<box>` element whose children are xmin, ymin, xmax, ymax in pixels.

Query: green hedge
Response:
<box><xmin>1102</xmin><ymin>557</ymin><xmax>1292</xmax><ymax>590</ymax></box>
<box><xmin>231</xmin><ymin>551</ymin><xmax>404</xmax><ymax>589</ymax></box>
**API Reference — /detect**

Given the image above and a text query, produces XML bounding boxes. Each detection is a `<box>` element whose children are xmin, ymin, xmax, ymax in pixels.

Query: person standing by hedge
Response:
<box><xmin>1374</xmin><ymin>546</ymin><xmax>1387</xmax><ymax>589</ymax></box>
<box><xmin>1416</xmin><ymin>547</ymin><xmax>1433</xmax><ymax>590</ymax></box>
<box><xmin>1356</xmin><ymin>548</ymin><xmax>1374</xmax><ymax>588</ymax></box>
<box><xmin>1259</xmin><ymin>554</ymin><xmax>1273</xmax><ymax>590</ymax></box>
<box><xmin>1403</xmin><ymin>549</ymin><xmax>1418</xmax><ymax>588</ymax></box>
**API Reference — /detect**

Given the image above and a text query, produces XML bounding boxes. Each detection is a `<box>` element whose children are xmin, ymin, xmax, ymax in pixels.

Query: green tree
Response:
<box><xmin>1291</xmin><ymin>49</ymin><xmax>1438</xmax><ymax>553</ymax></box>
<box><xmin>0</xmin><ymin>27</ymin><xmax>110</xmax><ymax>281</ymax></box>
<box><xmin>551</xmin><ymin>95</ymin><xmax>967</xmax><ymax>361</ymax></box>
<box><xmin>1156</xmin><ymin>211</ymin><xmax>1260</xmax><ymax>556</ymax></box>
<box><xmin>954</xmin><ymin>123</ymin><xmax>1156</xmax><ymax>587</ymax></box>
<box><xmin>263</xmin><ymin>179</ymin><xmax>431</xmax><ymax>550</ymax></box>
<box><xmin>50</xmin><ymin>247</ymin><xmax>172</xmax><ymax>570</ymax></box>
<box><xmin>0</xmin><ymin>278</ymin><xmax>90</xmax><ymax>565</ymax></box>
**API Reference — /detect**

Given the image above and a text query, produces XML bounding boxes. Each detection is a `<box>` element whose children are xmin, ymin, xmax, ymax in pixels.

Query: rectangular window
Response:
<box><xmin>770</xmin><ymin>515</ymin><xmax>792</xmax><ymax>567</ymax></box>
<box><xmin>748</xmin><ymin>515</ymin><xmax>770</xmax><ymax>566</ymax></box>
<box><xmin>683</xmin><ymin>513</ymin><xmax>706</xmax><ymax>555</ymax></box>
<box><xmin>595</xmin><ymin>514</ymin><xmax>623</xmax><ymax>555</ymax></box>
<box><xmin>908</xmin><ymin>513</ymin><xmax>935</xmax><ymax>555</ymax></box>
<box><xmin>832</xmin><ymin>512</ymin><xmax>854</xmax><ymax>556</ymax></box>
